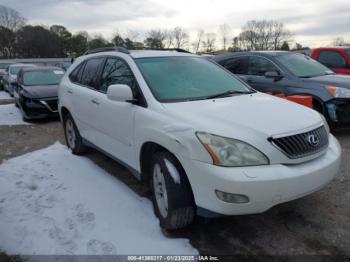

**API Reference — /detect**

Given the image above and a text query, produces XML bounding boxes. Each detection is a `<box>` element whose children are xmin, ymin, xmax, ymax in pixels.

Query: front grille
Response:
<box><xmin>270</xmin><ymin>125</ymin><xmax>329</xmax><ymax>159</ymax></box>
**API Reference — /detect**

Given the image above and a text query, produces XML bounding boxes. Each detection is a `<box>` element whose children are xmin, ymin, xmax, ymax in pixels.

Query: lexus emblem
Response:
<box><xmin>307</xmin><ymin>134</ymin><xmax>320</xmax><ymax>147</ymax></box>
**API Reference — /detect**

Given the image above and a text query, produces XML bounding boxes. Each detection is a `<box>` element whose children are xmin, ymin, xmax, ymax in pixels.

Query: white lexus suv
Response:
<box><xmin>58</xmin><ymin>47</ymin><xmax>341</xmax><ymax>229</ymax></box>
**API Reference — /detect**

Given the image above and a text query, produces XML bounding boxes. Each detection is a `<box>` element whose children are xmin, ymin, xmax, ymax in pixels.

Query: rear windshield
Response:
<box><xmin>23</xmin><ymin>70</ymin><xmax>64</xmax><ymax>86</ymax></box>
<box><xmin>276</xmin><ymin>53</ymin><xmax>333</xmax><ymax>78</ymax></box>
<box><xmin>136</xmin><ymin>56</ymin><xmax>251</xmax><ymax>102</ymax></box>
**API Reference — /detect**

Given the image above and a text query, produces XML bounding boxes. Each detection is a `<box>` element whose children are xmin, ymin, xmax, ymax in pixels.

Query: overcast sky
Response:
<box><xmin>1</xmin><ymin>0</ymin><xmax>350</xmax><ymax>47</ymax></box>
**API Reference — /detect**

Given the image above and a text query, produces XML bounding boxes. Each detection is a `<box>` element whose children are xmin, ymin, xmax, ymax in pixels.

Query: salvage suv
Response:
<box><xmin>58</xmin><ymin>47</ymin><xmax>341</xmax><ymax>229</ymax></box>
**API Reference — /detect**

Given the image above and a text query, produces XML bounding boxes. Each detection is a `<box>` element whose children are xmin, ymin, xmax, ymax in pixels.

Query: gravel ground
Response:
<box><xmin>0</xmin><ymin>114</ymin><xmax>349</xmax><ymax>261</ymax></box>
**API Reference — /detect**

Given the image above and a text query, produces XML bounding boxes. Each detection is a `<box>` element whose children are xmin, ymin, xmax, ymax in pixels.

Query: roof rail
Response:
<box><xmin>83</xmin><ymin>47</ymin><xmax>130</xmax><ymax>55</ymax></box>
<box><xmin>132</xmin><ymin>48</ymin><xmax>191</xmax><ymax>53</ymax></box>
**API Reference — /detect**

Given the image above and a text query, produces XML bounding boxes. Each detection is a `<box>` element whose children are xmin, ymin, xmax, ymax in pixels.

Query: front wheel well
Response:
<box><xmin>139</xmin><ymin>142</ymin><xmax>170</xmax><ymax>182</ymax></box>
<box><xmin>139</xmin><ymin>142</ymin><xmax>191</xmax><ymax>186</ymax></box>
<box><xmin>60</xmin><ymin>106</ymin><xmax>70</xmax><ymax>120</ymax></box>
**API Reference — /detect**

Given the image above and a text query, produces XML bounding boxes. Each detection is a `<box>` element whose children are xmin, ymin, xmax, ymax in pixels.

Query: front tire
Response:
<box><xmin>63</xmin><ymin>114</ymin><xmax>87</xmax><ymax>155</ymax></box>
<box><xmin>151</xmin><ymin>151</ymin><xmax>195</xmax><ymax>230</ymax></box>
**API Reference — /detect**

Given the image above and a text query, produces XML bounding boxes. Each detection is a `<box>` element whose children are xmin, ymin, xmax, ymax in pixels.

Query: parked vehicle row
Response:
<box><xmin>211</xmin><ymin>51</ymin><xmax>350</xmax><ymax>130</ymax></box>
<box><xmin>3</xmin><ymin>63</ymin><xmax>37</xmax><ymax>96</ymax></box>
<box><xmin>1</xmin><ymin>62</ymin><xmax>64</xmax><ymax>121</ymax></box>
<box><xmin>58</xmin><ymin>47</ymin><xmax>341</xmax><ymax>230</ymax></box>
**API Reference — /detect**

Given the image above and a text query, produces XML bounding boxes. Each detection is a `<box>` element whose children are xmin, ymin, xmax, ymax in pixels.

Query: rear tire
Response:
<box><xmin>150</xmin><ymin>151</ymin><xmax>195</xmax><ymax>230</ymax></box>
<box><xmin>63</xmin><ymin>114</ymin><xmax>87</xmax><ymax>155</ymax></box>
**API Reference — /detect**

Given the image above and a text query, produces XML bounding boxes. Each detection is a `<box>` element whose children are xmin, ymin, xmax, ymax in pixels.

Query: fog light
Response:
<box><xmin>326</xmin><ymin>103</ymin><xmax>338</xmax><ymax>122</ymax></box>
<box><xmin>215</xmin><ymin>190</ymin><xmax>249</xmax><ymax>203</ymax></box>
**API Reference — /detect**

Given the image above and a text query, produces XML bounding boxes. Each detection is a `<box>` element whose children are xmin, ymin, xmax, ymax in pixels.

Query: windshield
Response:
<box><xmin>10</xmin><ymin>65</ymin><xmax>35</xmax><ymax>75</ymax></box>
<box><xmin>136</xmin><ymin>57</ymin><xmax>251</xmax><ymax>102</ymax></box>
<box><xmin>276</xmin><ymin>53</ymin><xmax>334</xmax><ymax>78</ymax></box>
<box><xmin>0</xmin><ymin>63</ymin><xmax>12</xmax><ymax>69</ymax></box>
<box><xmin>23</xmin><ymin>69</ymin><xmax>64</xmax><ymax>86</ymax></box>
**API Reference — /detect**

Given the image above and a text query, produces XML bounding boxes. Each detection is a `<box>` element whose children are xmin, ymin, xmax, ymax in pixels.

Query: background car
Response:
<box><xmin>3</xmin><ymin>63</ymin><xmax>36</xmax><ymax>96</ymax></box>
<box><xmin>15</xmin><ymin>66</ymin><xmax>64</xmax><ymax>121</ymax></box>
<box><xmin>211</xmin><ymin>51</ymin><xmax>350</xmax><ymax>130</ymax></box>
<box><xmin>311</xmin><ymin>47</ymin><xmax>350</xmax><ymax>75</ymax></box>
<box><xmin>0</xmin><ymin>61</ymin><xmax>14</xmax><ymax>90</ymax></box>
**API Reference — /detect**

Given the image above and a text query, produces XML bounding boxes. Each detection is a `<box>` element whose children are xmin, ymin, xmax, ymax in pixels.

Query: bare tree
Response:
<box><xmin>163</xmin><ymin>29</ymin><xmax>174</xmax><ymax>48</ymax></box>
<box><xmin>271</xmin><ymin>21</ymin><xmax>292</xmax><ymax>50</ymax></box>
<box><xmin>204</xmin><ymin>32</ymin><xmax>217</xmax><ymax>52</ymax></box>
<box><xmin>239</xmin><ymin>20</ymin><xmax>292</xmax><ymax>50</ymax></box>
<box><xmin>0</xmin><ymin>5</ymin><xmax>26</xmax><ymax>31</ymax></box>
<box><xmin>144</xmin><ymin>29</ymin><xmax>166</xmax><ymax>49</ymax></box>
<box><xmin>192</xmin><ymin>29</ymin><xmax>205</xmax><ymax>53</ymax></box>
<box><xmin>332</xmin><ymin>37</ymin><xmax>345</xmax><ymax>46</ymax></box>
<box><xmin>219</xmin><ymin>24</ymin><xmax>231</xmax><ymax>50</ymax></box>
<box><xmin>173</xmin><ymin>27</ymin><xmax>189</xmax><ymax>49</ymax></box>
<box><xmin>125</xmin><ymin>30</ymin><xmax>140</xmax><ymax>42</ymax></box>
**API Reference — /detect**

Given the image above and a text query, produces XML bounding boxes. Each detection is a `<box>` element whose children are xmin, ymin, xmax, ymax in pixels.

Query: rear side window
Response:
<box><xmin>318</xmin><ymin>51</ymin><xmax>347</xmax><ymax>68</ymax></box>
<box><xmin>80</xmin><ymin>57</ymin><xmax>104</xmax><ymax>89</ymax></box>
<box><xmin>224</xmin><ymin>57</ymin><xmax>248</xmax><ymax>75</ymax></box>
<box><xmin>247</xmin><ymin>56</ymin><xmax>278</xmax><ymax>76</ymax></box>
<box><xmin>100</xmin><ymin>58</ymin><xmax>136</xmax><ymax>93</ymax></box>
<box><xmin>69</xmin><ymin>62</ymin><xmax>84</xmax><ymax>83</ymax></box>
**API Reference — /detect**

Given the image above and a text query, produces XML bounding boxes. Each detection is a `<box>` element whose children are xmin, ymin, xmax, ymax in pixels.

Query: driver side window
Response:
<box><xmin>100</xmin><ymin>57</ymin><xmax>136</xmax><ymax>93</ymax></box>
<box><xmin>247</xmin><ymin>56</ymin><xmax>278</xmax><ymax>76</ymax></box>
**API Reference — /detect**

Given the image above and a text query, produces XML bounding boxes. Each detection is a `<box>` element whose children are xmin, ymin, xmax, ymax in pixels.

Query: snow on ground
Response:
<box><xmin>0</xmin><ymin>104</ymin><xmax>28</xmax><ymax>125</ymax></box>
<box><xmin>0</xmin><ymin>91</ymin><xmax>11</xmax><ymax>100</ymax></box>
<box><xmin>0</xmin><ymin>143</ymin><xmax>197</xmax><ymax>255</ymax></box>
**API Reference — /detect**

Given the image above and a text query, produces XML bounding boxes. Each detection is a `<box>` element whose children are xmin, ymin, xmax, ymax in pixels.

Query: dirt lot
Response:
<box><xmin>0</xmin><ymin>108</ymin><xmax>349</xmax><ymax>260</ymax></box>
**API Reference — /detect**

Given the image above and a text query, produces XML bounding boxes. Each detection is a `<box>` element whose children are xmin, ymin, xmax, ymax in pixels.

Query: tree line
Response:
<box><xmin>0</xmin><ymin>4</ymin><xmax>312</xmax><ymax>59</ymax></box>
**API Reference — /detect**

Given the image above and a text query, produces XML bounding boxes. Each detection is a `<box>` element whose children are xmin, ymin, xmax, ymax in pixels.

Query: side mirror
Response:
<box><xmin>107</xmin><ymin>84</ymin><xmax>135</xmax><ymax>103</ymax></box>
<box><xmin>265</xmin><ymin>71</ymin><xmax>283</xmax><ymax>81</ymax></box>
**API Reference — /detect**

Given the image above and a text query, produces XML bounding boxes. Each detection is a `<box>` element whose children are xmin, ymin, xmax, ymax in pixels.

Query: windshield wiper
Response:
<box><xmin>300</xmin><ymin>72</ymin><xmax>336</xmax><ymax>78</ymax></box>
<box><xmin>205</xmin><ymin>90</ymin><xmax>255</xmax><ymax>99</ymax></box>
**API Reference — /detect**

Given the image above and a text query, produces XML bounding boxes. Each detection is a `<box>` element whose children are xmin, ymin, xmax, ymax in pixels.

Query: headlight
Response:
<box><xmin>326</xmin><ymin>86</ymin><xmax>350</xmax><ymax>98</ymax></box>
<box><xmin>196</xmin><ymin>132</ymin><xmax>269</xmax><ymax>167</ymax></box>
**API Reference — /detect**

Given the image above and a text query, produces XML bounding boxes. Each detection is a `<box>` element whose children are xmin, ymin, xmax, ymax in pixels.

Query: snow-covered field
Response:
<box><xmin>0</xmin><ymin>143</ymin><xmax>197</xmax><ymax>255</ymax></box>
<box><xmin>0</xmin><ymin>104</ymin><xmax>28</xmax><ymax>125</ymax></box>
<box><xmin>0</xmin><ymin>91</ymin><xmax>11</xmax><ymax>100</ymax></box>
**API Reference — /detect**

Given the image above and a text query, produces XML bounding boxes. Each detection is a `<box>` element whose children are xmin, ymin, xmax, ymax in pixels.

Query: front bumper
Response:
<box><xmin>179</xmin><ymin>135</ymin><xmax>341</xmax><ymax>216</ymax></box>
<box><xmin>21</xmin><ymin>97</ymin><xmax>59</xmax><ymax>119</ymax></box>
<box><xmin>325</xmin><ymin>99</ymin><xmax>350</xmax><ymax>129</ymax></box>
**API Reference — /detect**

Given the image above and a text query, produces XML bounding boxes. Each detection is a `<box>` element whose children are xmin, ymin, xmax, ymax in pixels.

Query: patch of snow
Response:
<box><xmin>0</xmin><ymin>91</ymin><xmax>11</xmax><ymax>100</ymax></box>
<box><xmin>0</xmin><ymin>104</ymin><xmax>28</xmax><ymax>125</ymax></box>
<box><xmin>164</xmin><ymin>159</ymin><xmax>181</xmax><ymax>184</ymax></box>
<box><xmin>0</xmin><ymin>143</ymin><xmax>197</xmax><ymax>255</ymax></box>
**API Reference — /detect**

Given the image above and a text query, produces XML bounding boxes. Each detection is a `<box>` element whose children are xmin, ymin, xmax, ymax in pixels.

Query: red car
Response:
<box><xmin>311</xmin><ymin>47</ymin><xmax>350</xmax><ymax>75</ymax></box>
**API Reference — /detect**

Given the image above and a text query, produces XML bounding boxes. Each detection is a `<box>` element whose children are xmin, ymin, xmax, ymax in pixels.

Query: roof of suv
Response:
<box><xmin>313</xmin><ymin>46</ymin><xmax>350</xmax><ymax>50</ymax></box>
<box><xmin>82</xmin><ymin>47</ymin><xmax>196</xmax><ymax>59</ymax></box>
<box><xmin>211</xmin><ymin>51</ymin><xmax>292</xmax><ymax>61</ymax></box>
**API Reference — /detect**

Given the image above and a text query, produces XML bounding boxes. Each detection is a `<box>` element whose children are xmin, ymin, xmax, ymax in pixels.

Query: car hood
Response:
<box><xmin>22</xmin><ymin>85</ymin><xmax>58</xmax><ymax>99</ymax></box>
<box><xmin>162</xmin><ymin>92</ymin><xmax>323</xmax><ymax>139</ymax></box>
<box><xmin>305</xmin><ymin>74</ymin><xmax>350</xmax><ymax>89</ymax></box>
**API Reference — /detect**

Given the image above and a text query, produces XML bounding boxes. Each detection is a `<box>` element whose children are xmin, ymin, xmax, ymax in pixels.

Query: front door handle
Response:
<box><xmin>91</xmin><ymin>98</ymin><xmax>100</xmax><ymax>105</ymax></box>
<box><xmin>67</xmin><ymin>89</ymin><xmax>73</xmax><ymax>94</ymax></box>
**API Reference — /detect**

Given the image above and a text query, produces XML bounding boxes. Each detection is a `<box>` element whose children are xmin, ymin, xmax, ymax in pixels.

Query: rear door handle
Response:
<box><xmin>67</xmin><ymin>89</ymin><xmax>73</xmax><ymax>94</ymax></box>
<box><xmin>91</xmin><ymin>98</ymin><xmax>100</xmax><ymax>105</ymax></box>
